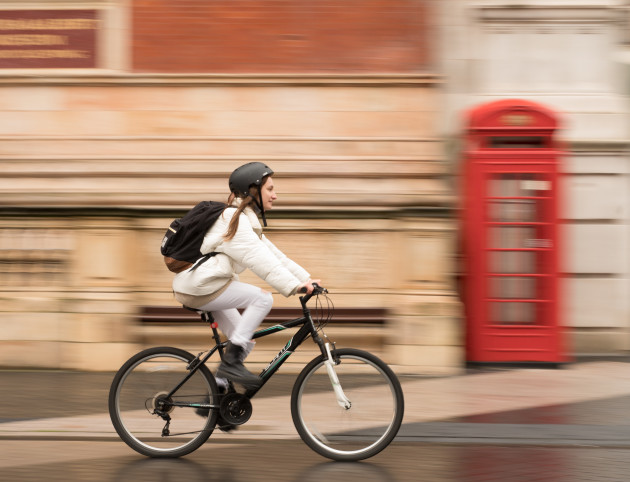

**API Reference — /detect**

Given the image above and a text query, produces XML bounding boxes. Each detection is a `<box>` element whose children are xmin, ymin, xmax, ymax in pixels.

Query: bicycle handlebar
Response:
<box><xmin>298</xmin><ymin>282</ymin><xmax>327</xmax><ymax>304</ymax></box>
<box><xmin>298</xmin><ymin>282</ymin><xmax>326</xmax><ymax>294</ymax></box>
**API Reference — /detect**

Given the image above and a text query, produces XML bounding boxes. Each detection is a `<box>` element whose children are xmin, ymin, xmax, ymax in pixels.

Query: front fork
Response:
<box><xmin>310</xmin><ymin>316</ymin><xmax>352</xmax><ymax>410</ymax></box>
<box><xmin>323</xmin><ymin>342</ymin><xmax>351</xmax><ymax>410</ymax></box>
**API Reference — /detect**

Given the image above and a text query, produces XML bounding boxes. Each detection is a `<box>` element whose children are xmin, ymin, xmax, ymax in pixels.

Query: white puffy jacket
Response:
<box><xmin>172</xmin><ymin>204</ymin><xmax>310</xmax><ymax>300</ymax></box>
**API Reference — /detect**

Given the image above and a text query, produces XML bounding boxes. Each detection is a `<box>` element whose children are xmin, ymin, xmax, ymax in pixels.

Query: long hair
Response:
<box><xmin>223</xmin><ymin>175</ymin><xmax>270</xmax><ymax>241</ymax></box>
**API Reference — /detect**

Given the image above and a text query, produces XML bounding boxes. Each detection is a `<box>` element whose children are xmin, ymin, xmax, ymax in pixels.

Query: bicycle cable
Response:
<box><xmin>313</xmin><ymin>290</ymin><xmax>334</xmax><ymax>333</ymax></box>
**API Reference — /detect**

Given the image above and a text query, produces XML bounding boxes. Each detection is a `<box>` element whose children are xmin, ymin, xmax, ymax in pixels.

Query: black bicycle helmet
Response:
<box><xmin>228</xmin><ymin>162</ymin><xmax>274</xmax><ymax>226</ymax></box>
<box><xmin>229</xmin><ymin>162</ymin><xmax>274</xmax><ymax>197</ymax></box>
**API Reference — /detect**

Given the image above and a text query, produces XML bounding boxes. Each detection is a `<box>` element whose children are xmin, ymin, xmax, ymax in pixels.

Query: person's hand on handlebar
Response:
<box><xmin>298</xmin><ymin>279</ymin><xmax>322</xmax><ymax>294</ymax></box>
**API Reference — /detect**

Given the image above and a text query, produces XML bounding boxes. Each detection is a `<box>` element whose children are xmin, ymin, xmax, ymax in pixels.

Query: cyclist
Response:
<box><xmin>172</xmin><ymin>162</ymin><xmax>320</xmax><ymax>390</ymax></box>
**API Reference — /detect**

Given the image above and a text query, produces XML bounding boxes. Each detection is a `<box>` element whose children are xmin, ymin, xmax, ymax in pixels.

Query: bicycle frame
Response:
<box><xmin>163</xmin><ymin>290</ymin><xmax>329</xmax><ymax>405</ymax></box>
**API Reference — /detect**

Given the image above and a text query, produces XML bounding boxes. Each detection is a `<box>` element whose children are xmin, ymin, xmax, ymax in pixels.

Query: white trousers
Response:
<box><xmin>197</xmin><ymin>280</ymin><xmax>273</xmax><ymax>353</ymax></box>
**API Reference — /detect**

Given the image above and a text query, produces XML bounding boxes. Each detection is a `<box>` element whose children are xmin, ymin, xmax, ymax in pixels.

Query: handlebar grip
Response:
<box><xmin>298</xmin><ymin>282</ymin><xmax>325</xmax><ymax>294</ymax></box>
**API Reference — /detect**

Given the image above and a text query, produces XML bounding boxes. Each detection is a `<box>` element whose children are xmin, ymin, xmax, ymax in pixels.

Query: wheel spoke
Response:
<box><xmin>109</xmin><ymin>347</ymin><xmax>218</xmax><ymax>457</ymax></box>
<box><xmin>291</xmin><ymin>348</ymin><xmax>404</xmax><ymax>461</ymax></box>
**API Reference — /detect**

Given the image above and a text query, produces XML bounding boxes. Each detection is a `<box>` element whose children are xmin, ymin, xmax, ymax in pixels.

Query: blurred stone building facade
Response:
<box><xmin>0</xmin><ymin>0</ymin><xmax>461</xmax><ymax>373</ymax></box>
<box><xmin>2</xmin><ymin>0</ymin><xmax>628</xmax><ymax>374</ymax></box>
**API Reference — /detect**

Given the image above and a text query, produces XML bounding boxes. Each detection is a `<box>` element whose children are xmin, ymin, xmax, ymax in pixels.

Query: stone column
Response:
<box><xmin>387</xmin><ymin>216</ymin><xmax>464</xmax><ymax>375</ymax></box>
<box><xmin>61</xmin><ymin>216</ymin><xmax>141</xmax><ymax>370</ymax></box>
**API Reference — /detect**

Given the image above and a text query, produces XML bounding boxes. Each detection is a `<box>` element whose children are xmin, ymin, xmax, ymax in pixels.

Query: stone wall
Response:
<box><xmin>0</xmin><ymin>76</ymin><xmax>462</xmax><ymax>373</ymax></box>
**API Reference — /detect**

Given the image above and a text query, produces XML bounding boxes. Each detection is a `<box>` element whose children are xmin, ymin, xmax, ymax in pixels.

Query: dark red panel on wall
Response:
<box><xmin>132</xmin><ymin>0</ymin><xmax>431</xmax><ymax>73</ymax></box>
<box><xmin>0</xmin><ymin>10</ymin><xmax>98</xmax><ymax>69</ymax></box>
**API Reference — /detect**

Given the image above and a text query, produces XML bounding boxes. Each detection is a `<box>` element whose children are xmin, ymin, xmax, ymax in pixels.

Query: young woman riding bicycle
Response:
<box><xmin>171</xmin><ymin>162</ymin><xmax>321</xmax><ymax>389</ymax></box>
<box><xmin>110</xmin><ymin>167</ymin><xmax>403</xmax><ymax>459</ymax></box>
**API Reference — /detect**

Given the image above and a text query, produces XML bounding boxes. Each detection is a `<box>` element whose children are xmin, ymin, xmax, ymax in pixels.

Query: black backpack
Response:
<box><xmin>160</xmin><ymin>201</ymin><xmax>227</xmax><ymax>273</ymax></box>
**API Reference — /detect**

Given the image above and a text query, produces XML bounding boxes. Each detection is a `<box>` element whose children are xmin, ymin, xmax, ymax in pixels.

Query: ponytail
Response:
<box><xmin>223</xmin><ymin>193</ymin><xmax>257</xmax><ymax>241</ymax></box>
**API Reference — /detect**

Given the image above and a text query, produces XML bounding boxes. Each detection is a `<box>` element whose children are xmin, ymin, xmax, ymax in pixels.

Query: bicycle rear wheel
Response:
<box><xmin>291</xmin><ymin>348</ymin><xmax>404</xmax><ymax>461</ymax></box>
<box><xmin>109</xmin><ymin>346</ymin><xmax>219</xmax><ymax>458</ymax></box>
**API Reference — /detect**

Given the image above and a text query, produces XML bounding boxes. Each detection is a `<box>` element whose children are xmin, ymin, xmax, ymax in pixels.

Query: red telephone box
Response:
<box><xmin>461</xmin><ymin>99</ymin><xmax>567</xmax><ymax>364</ymax></box>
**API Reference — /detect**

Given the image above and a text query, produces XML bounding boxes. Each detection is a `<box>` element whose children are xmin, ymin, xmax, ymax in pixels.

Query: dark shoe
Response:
<box><xmin>195</xmin><ymin>381</ymin><xmax>227</xmax><ymax>418</ymax></box>
<box><xmin>216</xmin><ymin>342</ymin><xmax>262</xmax><ymax>389</ymax></box>
<box><xmin>194</xmin><ymin>399</ymin><xmax>210</xmax><ymax>418</ymax></box>
<box><xmin>194</xmin><ymin>386</ymin><xmax>238</xmax><ymax>433</ymax></box>
<box><xmin>195</xmin><ymin>386</ymin><xmax>220</xmax><ymax>418</ymax></box>
<box><xmin>215</xmin><ymin>416</ymin><xmax>238</xmax><ymax>433</ymax></box>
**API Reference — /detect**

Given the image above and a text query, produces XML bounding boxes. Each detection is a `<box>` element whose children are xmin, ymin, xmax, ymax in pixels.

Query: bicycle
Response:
<box><xmin>108</xmin><ymin>284</ymin><xmax>404</xmax><ymax>461</ymax></box>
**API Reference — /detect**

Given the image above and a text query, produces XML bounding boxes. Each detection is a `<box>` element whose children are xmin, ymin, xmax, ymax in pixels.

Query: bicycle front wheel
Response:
<box><xmin>109</xmin><ymin>346</ymin><xmax>219</xmax><ymax>458</ymax></box>
<box><xmin>291</xmin><ymin>348</ymin><xmax>404</xmax><ymax>461</ymax></box>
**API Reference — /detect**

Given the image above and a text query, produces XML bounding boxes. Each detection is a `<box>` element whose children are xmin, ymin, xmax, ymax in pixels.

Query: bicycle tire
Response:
<box><xmin>109</xmin><ymin>346</ymin><xmax>219</xmax><ymax>458</ymax></box>
<box><xmin>291</xmin><ymin>348</ymin><xmax>404</xmax><ymax>461</ymax></box>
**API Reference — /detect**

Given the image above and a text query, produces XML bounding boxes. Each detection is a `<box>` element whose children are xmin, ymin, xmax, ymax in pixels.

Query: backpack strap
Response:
<box><xmin>189</xmin><ymin>252</ymin><xmax>220</xmax><ymax>271</ymax></box>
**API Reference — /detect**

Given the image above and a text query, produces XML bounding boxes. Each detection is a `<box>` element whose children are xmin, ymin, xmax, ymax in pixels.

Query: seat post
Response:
<box><xmin>200</xmin><ymin>311</ymin><xmax>225</xmax><ymax>357</ymax></box>
<box><xmin>200</xmin><ymin>311</ymin><xmax>214</xmax><ymax>324</ymax></box>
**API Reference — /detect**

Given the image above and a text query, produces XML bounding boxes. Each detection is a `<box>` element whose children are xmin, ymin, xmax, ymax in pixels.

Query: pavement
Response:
<box><xmin>2</xmin><ymin>358</ymin><xmax>630</xmax><ymax>446</ymax></box>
